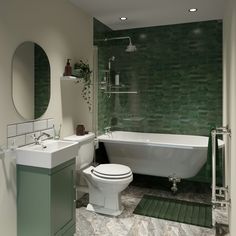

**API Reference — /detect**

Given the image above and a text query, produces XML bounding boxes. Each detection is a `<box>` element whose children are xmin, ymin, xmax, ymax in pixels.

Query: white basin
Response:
<box><xmin>16</xmin><ymin>139</ymin><xmax>79</xmax><ymax>168</ymax></box>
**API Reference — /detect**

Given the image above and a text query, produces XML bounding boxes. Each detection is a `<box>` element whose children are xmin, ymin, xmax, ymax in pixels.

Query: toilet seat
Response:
<box><xmin>92</xmin><ymin>164</ymin><xmax>132</xmax><ymax>179</ymax></box>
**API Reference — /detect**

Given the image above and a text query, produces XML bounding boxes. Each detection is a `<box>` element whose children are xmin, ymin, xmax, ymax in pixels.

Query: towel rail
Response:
<box><xmin>211</xmin><ymin>126</ymin><xmax>231</xmax><ymax>227</ymax></box>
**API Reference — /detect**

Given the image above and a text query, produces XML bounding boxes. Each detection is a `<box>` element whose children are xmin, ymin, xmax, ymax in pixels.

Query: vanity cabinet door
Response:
<box><xmin>17</xmin><ymin>166</ymin><xmax>51</xmax><ymax>236</ymax></box>
<box><xmin>51</xmin><ymin>162</ymin><xmax>76</xmax><ymax>236</ymax></box>
<box><xmin>17</xmin><ymin>159</ymin><xmax>76</xmax><ymax>236</ymax></box>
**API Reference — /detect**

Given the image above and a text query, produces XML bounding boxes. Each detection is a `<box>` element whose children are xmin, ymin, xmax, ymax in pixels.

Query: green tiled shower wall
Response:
<box><xmin>94</xmin><ymin>18</ymin><xmax>112</xmax><ymax>41</ymax></box>
<box><xmin>94</xmin><ymin>20</ymin><xmax>223</xmax><ymax>183</ymax></box>
<box><xmin>34</xmin><ymin>44</ymin><xmax>50</xmax><ymax>118</ymax></box>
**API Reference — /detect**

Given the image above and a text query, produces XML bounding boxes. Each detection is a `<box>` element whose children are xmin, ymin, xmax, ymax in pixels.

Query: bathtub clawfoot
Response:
<box><xmin>168</xmin><ymin>175</ymin><xmax>181</xmax><ymax>193</ymax></box>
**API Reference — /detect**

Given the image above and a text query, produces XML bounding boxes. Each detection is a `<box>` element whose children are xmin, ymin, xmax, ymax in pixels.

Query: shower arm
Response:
<box><xmin>95</xmin><ymin>36</ymin><xmax>132</xmax><ymax>45</ymax></box>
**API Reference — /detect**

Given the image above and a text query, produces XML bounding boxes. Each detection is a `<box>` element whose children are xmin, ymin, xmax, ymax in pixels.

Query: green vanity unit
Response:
<box><xmin>16</xmin><ymin>140</ymin><xmax>79</xmax><ymax>236</ymax></box>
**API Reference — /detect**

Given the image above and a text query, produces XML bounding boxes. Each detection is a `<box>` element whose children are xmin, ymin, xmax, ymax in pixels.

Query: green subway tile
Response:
<box><xmin>95</xmin><ymin>19</ymin><xmax>222</xmax><ymax>182</ymax></box>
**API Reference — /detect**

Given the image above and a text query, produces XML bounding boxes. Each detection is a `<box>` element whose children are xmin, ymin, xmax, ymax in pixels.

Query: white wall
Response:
<box><xmin>0</xmin><ymin>0</ymin><xmax>93</xmax><ymax>235</ymax></box>
<box><xmin>223</xmin><ymin>0</ymin><xmax>236</xmax><ymax>235</ymax></box>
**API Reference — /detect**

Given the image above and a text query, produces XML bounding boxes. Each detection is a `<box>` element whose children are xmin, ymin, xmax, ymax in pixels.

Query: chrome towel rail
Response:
<box><xmin>211</xmin><ymin>126</ymin><xmax>231</xmax><ymax>227</ymax></box>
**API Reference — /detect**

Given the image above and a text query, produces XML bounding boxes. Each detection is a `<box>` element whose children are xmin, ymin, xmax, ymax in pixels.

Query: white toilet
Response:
<box><xmin>64</xmin><ymin>133</ymin><xmax>133</xmax><ymax>216</ymax></box>
<box><xmin>83</xmin><ymin>163</ymin><xmax>133</xmax><ymax>216</ymax></box>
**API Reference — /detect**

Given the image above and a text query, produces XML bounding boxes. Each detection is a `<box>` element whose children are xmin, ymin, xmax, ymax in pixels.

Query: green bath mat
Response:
<box><xmin>133</xmin><ymin>195</ymin><xmax>212</xmax><ymax>228</ymax></box>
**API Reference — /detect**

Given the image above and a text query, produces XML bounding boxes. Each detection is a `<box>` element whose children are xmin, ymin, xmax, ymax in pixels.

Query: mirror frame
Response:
<box><xmin>11</xmin><ymin>41</ymin><xmax>51</xmax><ymax>120</ymax></box>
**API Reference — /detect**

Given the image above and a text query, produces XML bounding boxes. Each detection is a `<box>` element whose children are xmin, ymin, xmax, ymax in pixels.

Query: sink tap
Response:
<box><xmin>33</xmin><ymin>132</ymin><xmax>51</xmax><ymax>145</ymax></box>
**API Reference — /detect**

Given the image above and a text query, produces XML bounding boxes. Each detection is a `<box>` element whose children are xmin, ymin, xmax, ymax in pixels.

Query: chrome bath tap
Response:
<box><xmin>104</xmin><ymin>127</ymin><xmax>112</xmax><ymax>137</ymax></box>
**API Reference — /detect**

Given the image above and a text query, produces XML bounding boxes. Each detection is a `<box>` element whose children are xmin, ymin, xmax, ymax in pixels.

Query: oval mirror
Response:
<box><xmin>12</xmin><ymin>42</ymin><xmax>50</xmax><ymax>120</ymax></box>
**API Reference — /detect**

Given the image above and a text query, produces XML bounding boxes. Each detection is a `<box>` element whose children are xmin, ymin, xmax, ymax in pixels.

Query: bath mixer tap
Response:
<box><xmin>104</xmin><ymin>127</ymin><xmax>112</xmax><ymax>137</ymax></box>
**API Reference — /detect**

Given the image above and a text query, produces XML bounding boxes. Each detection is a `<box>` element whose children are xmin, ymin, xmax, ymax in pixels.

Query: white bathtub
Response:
<box><xmin>98</xmin><ymin>131</ymin><xmax>224</xmax><ymax>179</ymax></box>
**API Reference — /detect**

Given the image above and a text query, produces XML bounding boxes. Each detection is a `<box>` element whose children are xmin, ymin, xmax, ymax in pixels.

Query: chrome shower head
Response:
<box><xmin>125</xmin><ymin>42</ymin><xmax>137</xmax><ymax>52</ymax></box>
<box><xmin>125</xmin><ymin>37</ymin><xmax>137</xmax><ymax>52</ymax></box>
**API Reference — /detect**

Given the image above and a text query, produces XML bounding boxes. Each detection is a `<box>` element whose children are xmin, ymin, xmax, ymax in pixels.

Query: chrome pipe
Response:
<box><xmin>215</xmin><ymin>126</ymin><xmax>231</xmax><ymax>135</ymax></box>
<box><xmin>224</xmin><ymin>133</ymin><xmax>230</xmax><ymax>213</ymax></box>
<box><xmin>211</xmin><ymin>126</ymin><xmax>231</xmax><ymax>227</ymax></box>
<box><xmin>95</xmin><ymin>36</ymin><xmax>131</xmax><ymax>44</ymax></box>
<box><xmin>212</xmin><ymin>130</ymin><xmax>217</xmax><ymax>207</ymax></box>
<box><xmin>211</xmin><ymin>129</ymin><xmax>217</xmax><ymax>227</ymax></box>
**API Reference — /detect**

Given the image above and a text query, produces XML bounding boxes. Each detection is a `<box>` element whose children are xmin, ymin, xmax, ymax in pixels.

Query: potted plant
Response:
<box><xmin>73</xmin><ymin>60</ymin><xmax>92</xmax><ymax>111</ymax></box>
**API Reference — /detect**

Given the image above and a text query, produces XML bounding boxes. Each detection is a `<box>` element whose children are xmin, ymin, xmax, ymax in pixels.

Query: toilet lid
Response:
<box><xmin>92</xmin><ymin>164</ymin><xmax>132</xmax><ymax>179</ymax></box>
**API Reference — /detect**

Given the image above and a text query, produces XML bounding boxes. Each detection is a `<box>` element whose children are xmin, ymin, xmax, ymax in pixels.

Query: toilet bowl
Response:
<box><xmin>83</xmin><ymin>164</ymin><xmax>133</xmax><ymax>216</ymax></box>
<box><xmin>64</xmin><ymin>133</ymin><xmax>133</xmax><ymax>216</ymax></box>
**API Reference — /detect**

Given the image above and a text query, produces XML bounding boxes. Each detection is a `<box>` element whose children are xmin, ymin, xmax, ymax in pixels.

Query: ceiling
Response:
<box><xmin>70</xmin><ymin>0</ymin><xmax>224</xmax><ymax>30</ymax></box>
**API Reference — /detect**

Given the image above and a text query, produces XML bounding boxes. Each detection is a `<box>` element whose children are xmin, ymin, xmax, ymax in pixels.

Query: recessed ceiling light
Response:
<box><xmin>120</xmin><ymin>17</ymin><xmax>127</xmax><ymax>21</ymax></box>
<box><xmin>189</xmin><ymin>8</ymin><xmax>198</xmax><ymax>12</ymax></box>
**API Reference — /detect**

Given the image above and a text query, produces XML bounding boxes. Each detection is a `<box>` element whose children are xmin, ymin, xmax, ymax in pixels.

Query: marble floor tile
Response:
<box><xmin>75</xmin><ymin>182</ymin><xmax>228</xmax><ymax>236</ymax></box>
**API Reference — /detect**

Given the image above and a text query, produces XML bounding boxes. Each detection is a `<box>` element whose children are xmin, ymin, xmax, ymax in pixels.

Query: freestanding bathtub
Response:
<box><xmin>98</xmin><ymin>131</ymin><xmax>224</xmax><ymax>179</ymax></box>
